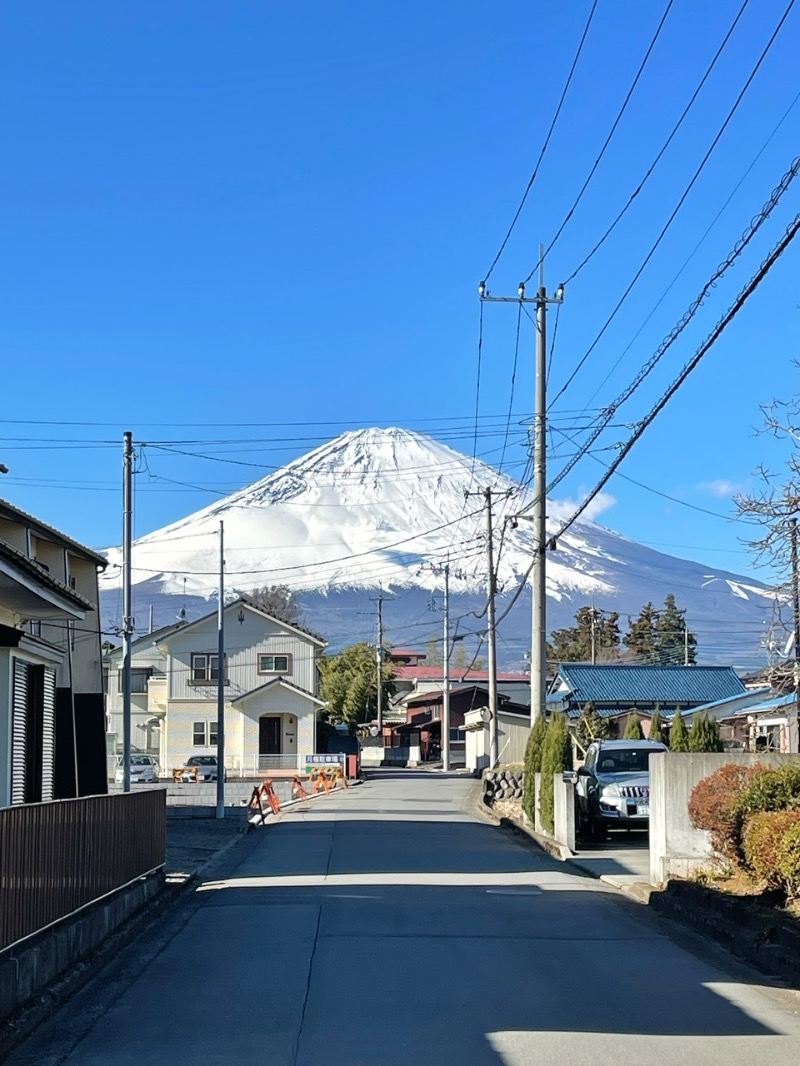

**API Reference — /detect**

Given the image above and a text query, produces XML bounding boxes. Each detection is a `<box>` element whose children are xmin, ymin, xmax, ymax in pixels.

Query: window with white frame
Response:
<box><xmin>193</xmin><ymin>721</ymin><xmax>207</xmax><ymax>746</ymax></box>
<box><xmin>258</xmin><ymin>653</ymin><xmax>291</xmax><ymax>674</ymax></box>
<box><xmin>118</xmin><ymin>667</ymin><xmax>151</xmax><ymax>694</ymax></box>
<box><xmin>190</xmin><ymin>653</ymin><xmax>226</xmax><ymax>683</ymax></box>
<box><xmin>209</xmin><ymin>721</ymin><xmax>218</xmax><ymax>746</ymax></box>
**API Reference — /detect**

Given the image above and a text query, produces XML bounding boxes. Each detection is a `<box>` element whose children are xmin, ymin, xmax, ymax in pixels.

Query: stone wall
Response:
<box><xmin>482</xmin><ymin>767</ymin><xmax>524</xmax><ymax>804</ymax></box>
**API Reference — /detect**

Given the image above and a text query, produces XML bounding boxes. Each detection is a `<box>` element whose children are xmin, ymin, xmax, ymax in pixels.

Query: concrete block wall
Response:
<box><xmin>649</xmin><ymin>752</ymin><xmax>792</xmax><ymax>885</ymax></box>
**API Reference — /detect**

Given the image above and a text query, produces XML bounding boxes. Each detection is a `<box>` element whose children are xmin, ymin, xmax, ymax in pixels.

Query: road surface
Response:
<box><xmin>8</xmin><ymin>769</ymin><xmax>800</xmax><ymax>1065</ymax></box>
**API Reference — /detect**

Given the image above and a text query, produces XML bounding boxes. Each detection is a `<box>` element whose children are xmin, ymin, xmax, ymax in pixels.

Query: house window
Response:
<box><xmin>193</xmin><ymin>722</ymin><xmax>207</xmax><ymax>746</ymax></box>
<box><xmin>209</xmin><ymin>721</ymin><xmax>218</xmax><ymax>746</ymax></box>
<box><xmin>118</xmin><ymin>668</ymin><xmax>151</xmax><ymax>694</ymax></box>
<box><xmin>191</xmin><ymin>653</ymin><xmax>226</xmax><ymax>682</ymax></box>
<box><xmin>258</xmin><ymin>653</ymin><xmax>291</xmax><ymax>674</ymax></box>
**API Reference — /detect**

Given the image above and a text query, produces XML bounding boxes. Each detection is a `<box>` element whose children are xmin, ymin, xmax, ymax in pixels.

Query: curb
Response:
<box><xmin>477</xmin><ymin>792</ymin><xmax>574</xmax><ymax>862</ymax></box>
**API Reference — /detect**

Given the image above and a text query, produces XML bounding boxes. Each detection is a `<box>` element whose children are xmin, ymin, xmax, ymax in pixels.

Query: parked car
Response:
<box><xmin>114</xmin><ymin>754</ymin><xmax>160</xmax><ymax>784</ymax></box>
<box><xmin>573</xmin><ymin>739</ymin><xmax>667</xmax><ymax>840</ymax></box>
<box><xmin>180</xmin><ymin>755</ymin><xmax>223</xmax><ymax>782</ymax></box>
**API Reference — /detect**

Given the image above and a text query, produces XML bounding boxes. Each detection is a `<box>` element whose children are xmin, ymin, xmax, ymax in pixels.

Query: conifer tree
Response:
<box><xmin>687</xmin><ymin>712</ymin><xmax>723</xmax><ymax>752</ymax></box>
<box><xmin>576</xmin><ymin>701</ymin><xmax>613</xmax><ymax>750</ymax></box>
<box><xmin>522</xmin><ymin>714</ymin><xmax>548</xmax><ymax>823</ymax></box>
<box><xmin>539</xmin><ymin>714</ymin><xmax>573</xmax><ymax>835</ymax></box>
<box><xmin>548</xmin><ymin>606</ymin><xmax>621</xmax><ymax>662</ymax></box>
<box><xmin>648</xmin><ymin>705</ymin><xmax>666</xmax><ymax>744</ymax></box>
<box><xmin>624</xmin><ymin>602</ymin><xmax>660</xmax><ymax>662</ymax></box>
<box><xmin>669</xmin><ymin>708</ymin><xmax>689</xmax><ymax>752</ymax></box>
<box><xmin>624</xmin><ymin>713</ymin><xmax>644</xmax><ymax>740</ymax></box>
<box><xmin>656</xmin><ymin>593</ymin><xmax>697</xmax><ymax>664</ymax></box>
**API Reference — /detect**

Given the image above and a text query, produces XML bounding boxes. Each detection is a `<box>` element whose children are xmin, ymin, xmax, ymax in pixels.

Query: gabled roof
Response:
<box><xmin>0</xmin><ymin>540</ymin><xmax>96</xmax><ymax>611</ymax></box>
<box><xmin>156</xmin><ymin>596</ymin><xmax>326</xmax><ymax>647</ymax></box>
<box><xmin>392</xmin><ymin>665</ymin><xmax>529</xmax><ymax>682</ymax></box>
<box><xmin>230</xmin><ymin>676</ymin><xmax>326</xmax><ymax>707</ymax></box>
<box><xmin>0</xmin><ymin>497</ymin><xmax>108</xmax><ymax>567</ymax></box>
<box><xmin>554</xmin><ymin>663</ymin><xmax>746</xmax><ymax>707</ymax></box>
<box><xmin>104</xmin><ymin>620</ymin><xmax>188</xmax><ymax>660</ymax></box>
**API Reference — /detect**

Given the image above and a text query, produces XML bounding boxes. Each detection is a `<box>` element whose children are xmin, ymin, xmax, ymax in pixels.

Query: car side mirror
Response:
<box><xmin>561</xmin><ymin>770</ymin><xmax>577</xmax><ymax>785</ymax></box>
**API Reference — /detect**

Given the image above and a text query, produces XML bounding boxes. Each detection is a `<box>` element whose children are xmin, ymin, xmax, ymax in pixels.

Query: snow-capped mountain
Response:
<box><xmin>100</xmin><ymin>427</ymin><xmax>777</xmax><ymax>669</ymax></box>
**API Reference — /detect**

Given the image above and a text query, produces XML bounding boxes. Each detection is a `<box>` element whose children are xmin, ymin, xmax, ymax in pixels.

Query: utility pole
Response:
<box><xmin>480</xmin><ymin>255</ymin><xmax>564</xmax><ymax>729</ymax></box>
<box><xmin>466</xmin><ymin>487</ymin><xmax>512</xmax><ymax>767</ymax></box>
<box><xmin>375</xmin><ymin>594</ymin><xmax>384</xmax><ymax>733</ymax></box>
<box><xmin>442</xmin><ymin>559</ymin><xmax>451</xmax><ymax>772</ymax></box>
<box><xmin>216</xmin><ymin>520</ymin><xmax>226</xmax><ymax>819</ymax></box>
<box><xmin>791</xmin><ymin>518</ymin><xmax>800</xmax><ymax>753</ymax></box>
<box><xmin>121</xmin><ymin>431</ymin><xmax>133</xmax><ymax>793</ymax></box>
<box><xmin>590</xmin><ymin>597</ymin><xmax>596</xmax><ymax>665</ymax></box>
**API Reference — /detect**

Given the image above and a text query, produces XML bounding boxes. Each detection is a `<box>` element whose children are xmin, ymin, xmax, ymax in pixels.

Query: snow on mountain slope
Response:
<box><xmin>100</xmin><ymin>427</ymin><xmax>777</xmax><ymax>666</ymax></box>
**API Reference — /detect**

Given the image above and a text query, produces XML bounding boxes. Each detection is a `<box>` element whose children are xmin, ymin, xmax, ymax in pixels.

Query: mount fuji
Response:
<box><xmin>100</xmin><ymin>427</ymin><xmax>777</xmax><ymax>669</ymax></box>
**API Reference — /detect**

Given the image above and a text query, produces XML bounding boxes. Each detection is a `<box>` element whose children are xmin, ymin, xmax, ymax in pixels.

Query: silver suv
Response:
<box><xmin>574</xmin><ymin>739</ymin><xmax>666</xmax><ymax>840</ymax></box>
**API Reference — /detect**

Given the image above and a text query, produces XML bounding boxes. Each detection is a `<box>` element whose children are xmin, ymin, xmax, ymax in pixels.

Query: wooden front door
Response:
<box><xmin>259</xmin><ymin>716</ymin><xmax>282</xmax><ymax>755</ymax></box>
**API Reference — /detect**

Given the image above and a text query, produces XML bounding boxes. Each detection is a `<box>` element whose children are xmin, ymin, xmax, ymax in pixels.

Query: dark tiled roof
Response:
<box><xmin>555</xmin><ymin>663</ymin><xmax>746</xmax><ymax>707</ymax></box>
<box><xmin>0</xmin><ymin>539</ymin><xmax>95</xmax><ymax>611</ymax></box>
<box><xmin>0</xmin><ymin>497</ymin><xmax>108</xmax><ymax>566</ymax></box>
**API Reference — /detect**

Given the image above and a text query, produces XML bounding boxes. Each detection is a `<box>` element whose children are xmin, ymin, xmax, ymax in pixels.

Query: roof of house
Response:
<box><xmin>392</xmin><ymin>665</ymin><xmax>529</xmax><ymax>682</ymax></box>
<box><xmin>0</xmin><ymin>539</ymin><xmax>96</xmax><ymax>611</ymax></box>
<box><xmin>156</xmin><ymin>596</ymin><xmax>326</xmax><ymax>647</ymax></box>
<box><xmin>406</xmin><ymin>684</ymin><xmax>518</xmax><ymax>708</ymax></box>
<box><xmin>230</xmin><ymin>676</ymin><xmax>325</xmax><ymax>707</ymax></box>
<box><xmin>0</xmin><ymin>497</ymin><xmax>108</xmax><ymax>567</ymax></box>
<box><xmin>103</xmin><ymin>620</ymin><xmax>188</xmax><ymax>659</ymax></box>
<box><xmin>554</xmin><ymin>663</ymin><xmax>746</xmax><ymax>707</ymax></box>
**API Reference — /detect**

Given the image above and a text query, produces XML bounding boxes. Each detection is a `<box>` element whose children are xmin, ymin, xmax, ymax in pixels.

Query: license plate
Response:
<box><xmin>636</xmin><ymin>804</ymin><xmax>650</xmax><ymax>817</ymax></box>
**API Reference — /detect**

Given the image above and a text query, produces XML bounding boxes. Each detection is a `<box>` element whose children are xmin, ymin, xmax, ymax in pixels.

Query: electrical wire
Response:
<box><xmin>523</xmin><ymin>0</ymin><xmax>676</xmax><ymax>285</ymax></box>
<box><xmin>550</xmin><ymin>0</ymin><xmax>797</xmax><ymax>405</ymax></box>
<box><xmin>481</xmin><ymin>0</ymin><xmax>599</xmax><ymax>284</ymax></box>
<box><xmin>565</xmin><ymin>0</ymin><xmax>752</xmax><ymax>283</ymax></box>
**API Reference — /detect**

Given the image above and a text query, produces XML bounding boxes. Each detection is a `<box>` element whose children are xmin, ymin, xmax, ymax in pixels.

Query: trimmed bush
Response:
<box><xmin>687</xmin><ymin>713</ymin><xmax>723</xmax><ymax>753</ymax></box>
<box><xmin>742</xmin><ymin>809</ymin><xmax>800</xmax><ymax>897</ymax></box>
<box><xmin>669</xmin><ymin>710</ymin><xmax>689</xmax><ymax>752</ymax></box>
<box><xmin>688</xmin><ymin>763</ymin><xmax>764</xmax><ymax>862</ymax></box>
<box><xmin>733</xmin><ymin>761</ymin><xmax>800</xmax><ymax>823</ymax></box>
<box><xmin>522</xmin><ymin>714</ymin><xmax>548</xmax><ymax>823</ymax></box>
<box><xmin>624</xmin><ymin>713</ymin><xmax>644</xmax><ymax>740</ymax></box>
<box><xmin>540</xmin><ymin>714</ymin><xmax>573</xmax><ymax>835</ymax></box>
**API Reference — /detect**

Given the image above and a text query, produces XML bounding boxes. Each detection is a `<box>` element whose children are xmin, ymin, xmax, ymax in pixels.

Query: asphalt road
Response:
<box><xmin>8</xmin><ymin>769</ymin><xmax>800</xmax><ymax>1066</ymax></box>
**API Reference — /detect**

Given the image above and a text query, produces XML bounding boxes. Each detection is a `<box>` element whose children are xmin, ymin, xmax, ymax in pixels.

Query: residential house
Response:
<box><xmin>548</xmin><ymin>662</ymin><xmax>748</xmax><ymax>735</ymax></box>
<box><xmin>155</xmin><ymin>598</ymin><xmax>326</xmax><ymax>775</ymax></box>
<box><xmin>103</xmin><ymin>619</ymin><xmax>187</xmax><ymax>763</ymax></box>
<box><xmin>395</xmin><ymin>685</ymin><xmax>529</xmax><ymax>764</ymax></box>
<box><xmin>386</xmin><ymin>648</ymin><xmax>530</xmax><ymax>716</ymax></box>
<box><xmin>0</xmin><ymin>498</ymin><xmax>107</xmax><ymax>805</ymax></box>
<box><xmin>688</xmin><ymin>687</ymin><xmax>798</xmax><ymax>753</ymax></box>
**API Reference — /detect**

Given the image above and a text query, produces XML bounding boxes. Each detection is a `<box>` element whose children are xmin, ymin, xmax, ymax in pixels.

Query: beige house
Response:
<box><xmin>0</xmin><ymin>498</ymin><xmax>107</xmax><ymax>805</ymax></box>
<box><xmin>156</xmin><ymin>598</ymin><xmax>326</xmax><ymax>776</ymax></box>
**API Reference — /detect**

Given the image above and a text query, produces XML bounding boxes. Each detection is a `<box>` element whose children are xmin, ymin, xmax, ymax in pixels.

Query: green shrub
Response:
<box><xmin>576</xmin><ymin>702</ymin><xmax>612</xmax><ymax>750</ymax></box>
<box><xmin>734</xmin><ymin>761</ymin><xmax>800</xmax><ymax>823</ymax></box>
<box><xmin>687</xmin><ymin>713</ymin><xmax>723</xmax><ymax>753</ymax></box>
<box><xmin>623</xmin><ymin>713</ymin><xmax>644</xmax><ymax>740</ymax></box>
<box><xmin>648</xmin><ymin>707</ymin><xmax>666</xmax><ymax>744</ymax></box>
<box><xmin>669</xmin><ymin>710</ymin><xmax>689</xmax><ymax>752</ymax></box>
<box><xmin>522</xmin><ymin>714</ymin><xmax>548</xmax><ymax>823</ymax></box>
<box><xmin>776</xmin><ymin>821</ymin><xmax>800</xmax><ymax>900</ymax></box>
<box><xmin>540</xmin><ymin>714</ymin><xmax>573</xmax><ymax>835</ymax></box>
<box><xmin>688</xmin><ymin>763</ymin><xmax>764</xmax><ymax>862</ymax></box>
<box><xmin>742</xmin><ymin>809</ymin><xmax>800</xmax><ymax>896</ymax></box>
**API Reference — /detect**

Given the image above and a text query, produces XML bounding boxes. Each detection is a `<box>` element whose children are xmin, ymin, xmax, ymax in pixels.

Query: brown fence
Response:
<box><xmin>0</xmin><ymin>790</ymin><xmax>166</xmax><ymax>953</ymax></box>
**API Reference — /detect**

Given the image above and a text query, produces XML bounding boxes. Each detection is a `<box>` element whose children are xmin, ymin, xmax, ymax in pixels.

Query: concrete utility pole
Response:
<box><xmin>121</xmin><ymin>431</ymin><xmax>134</xmax><ymax>794</ymax></box>
<box><xmin>216</xmin><ymin>520</ymin><xmax>226</xmax><ymax>819</ymax></box>
<box><xmin>375</xmin><ymin>594</ymin><xmax>384</xmax><ymax>733</ymax></box>
<box><xmin>442</xmin><ymin>559</ymin><xmax>451</xmax><ymax>772</ymax></box>
<box><xmin>479</xmin><ymin>255</ymin><xmax>564</xmax><ymax>728</ymax></box>
<box><xmin>466</xmin><ymin>487</ymin><xmax>512</xmax><ymax>767</ymax></box>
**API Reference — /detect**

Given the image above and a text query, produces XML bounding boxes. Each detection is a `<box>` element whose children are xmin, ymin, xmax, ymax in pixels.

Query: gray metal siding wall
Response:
<box><xmin>11</xmin><ymin>659</ymin><xmax>27</xmax><ymax>804</ymax></box>
<box><xmin>496</xmin><ymin>714</ymin><xmax>530</xmax><ymax>765</ymax></box>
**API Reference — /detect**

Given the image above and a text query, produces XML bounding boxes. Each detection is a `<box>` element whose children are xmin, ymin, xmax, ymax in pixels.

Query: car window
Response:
<box><xmin>597</xmin><ymin>749</ymin><xmax>657</xmax><ymax>773</ymax></box>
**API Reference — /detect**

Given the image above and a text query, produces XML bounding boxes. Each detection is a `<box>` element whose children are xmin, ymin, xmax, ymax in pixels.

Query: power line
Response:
<box><xmin>481</xmin><ymin>0</ymin><xmax>599</xmax><ymax>284</ymax></box>
<box><xmin>550</xmin><ymin>0</ymin><xmax>797</xmax><ymax>405</ymax></box>
<box><xmin>523</xmin><ymin>0</ymin><xmax>675</xmax><ymax>285</ymax></box>
<box><xmin>543</xmin><ymin>150</ymin><xmax>800</xmax><ymax>499</ymax></box>
<box><xmin>565</xmin><ymin>0</ymin><xmax>752</xmax><ymax>283</ymax></box>
<box><xmin>554</xmin><ymin>206</ymin><xmax>800</xmax><ymax>541</ymax></box>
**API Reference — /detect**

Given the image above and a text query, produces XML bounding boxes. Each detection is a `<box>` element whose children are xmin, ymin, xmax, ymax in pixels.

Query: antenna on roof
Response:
<box><xmin>177</xmin><ymin>577</ymin><xmax>187</xmax><ymax>623</ymax></box>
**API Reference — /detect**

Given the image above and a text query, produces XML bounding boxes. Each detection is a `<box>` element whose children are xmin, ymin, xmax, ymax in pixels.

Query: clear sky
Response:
<box><xmin>1</xmin><ymin>1</ymin><xmax>798</xmax><ymax>585</ymax></box>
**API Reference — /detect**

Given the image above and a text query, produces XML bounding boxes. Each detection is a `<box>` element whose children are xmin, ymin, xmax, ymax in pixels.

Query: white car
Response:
<box><xmin>114</xmin><ymin>754</ymin><xmax>160</xmax><ymax>784</ymax></box>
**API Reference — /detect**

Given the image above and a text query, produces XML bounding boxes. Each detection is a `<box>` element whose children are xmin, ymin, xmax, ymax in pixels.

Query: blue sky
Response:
<box><xmin>1</xmin><ymin>0</ymin><xmax>799</xmax><ymax>584</ymax></box>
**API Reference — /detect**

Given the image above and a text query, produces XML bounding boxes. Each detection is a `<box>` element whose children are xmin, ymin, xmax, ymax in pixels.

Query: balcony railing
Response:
<box><xmin>255</xmin><ymin>754</ymin><xmax>299</xmax><ymax>773</ymax></box>
<box><xmin>0</xmin><ymin>790</ymin><xmax>166</xmax><ymax>953</ymax></box>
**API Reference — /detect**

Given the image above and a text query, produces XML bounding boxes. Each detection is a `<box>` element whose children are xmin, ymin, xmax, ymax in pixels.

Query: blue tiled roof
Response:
<box><xmin>554</xmin><ymin>663</ymin><xmax>746</xmax><ymax>708</ymax></box>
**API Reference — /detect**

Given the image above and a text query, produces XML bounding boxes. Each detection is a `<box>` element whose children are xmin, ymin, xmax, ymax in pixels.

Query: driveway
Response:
<box><xmin>9</xmin><ymin>768</ymin><xmax>800</xmax><ymax>1066</ymax></box>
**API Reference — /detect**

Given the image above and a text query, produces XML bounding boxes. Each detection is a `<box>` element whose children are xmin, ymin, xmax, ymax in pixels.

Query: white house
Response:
<box><xmin>103</xmin><ymin>619</ymin><xmax>188</xmax><ymax>765</ymax></box>
<box><xmin>0</xmin><ymin>498</ymin><xmax>107</xmax><ymax>805</ymax></box>
<box><xmin>156</xmin><ymin>598</ymin><xmax>326</xmax><ymax>776</ymax></box>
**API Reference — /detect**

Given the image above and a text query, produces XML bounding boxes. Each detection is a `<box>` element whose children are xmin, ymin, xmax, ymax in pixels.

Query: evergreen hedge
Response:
<box><xmin>669</xmin><ymin>710</ymin><xmax>689</xmax><ymax>751</ymax></box>
<box><xmin>623</xmin><ymin>713</ymin><xmax>644</xmax><ymax>740</ymax></box>
<box><xmin>539</xmin><ymin>714</ymin><xmax>573</xmax><ymax>835</ymax></box>
<box><xmin>522</xmin><ymin>714</ymin><xmax>548</xmax><ymax>823</ymax></box>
